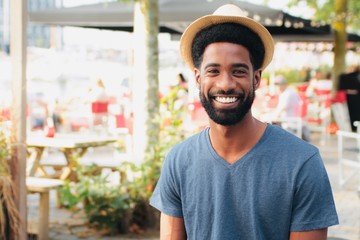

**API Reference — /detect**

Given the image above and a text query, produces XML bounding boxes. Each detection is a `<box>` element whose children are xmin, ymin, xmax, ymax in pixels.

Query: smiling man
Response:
<box><xmin>150</xmin><ymin>4</ymin><xmax>338</xmax><ymax>240</ymax></box>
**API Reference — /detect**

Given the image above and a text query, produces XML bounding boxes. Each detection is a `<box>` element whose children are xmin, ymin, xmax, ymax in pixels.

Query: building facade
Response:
<box><xmin>0</xmin><ymin>0</ymin><xmax>61</xmax><ymax>53</ymax></box>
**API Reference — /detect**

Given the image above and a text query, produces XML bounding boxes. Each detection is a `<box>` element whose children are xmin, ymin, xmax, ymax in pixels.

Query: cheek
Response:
<box><xmin>196</xmin><ymin>77</ymin><xmax>206</xmax><ymax>91</ymax></box>
<box><xmin>198</xmin><ymin>83</ymin><xmax>205</xmax><ymax>95</ymax></box>
<box><xmin>198</xmin><ymin>82</ymin><xmax>210</xmax><ymax>98</ymax></box>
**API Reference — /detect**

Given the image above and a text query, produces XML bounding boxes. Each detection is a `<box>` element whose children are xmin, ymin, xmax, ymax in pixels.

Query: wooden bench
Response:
<box><xmin>26</xmin><ymin>177</ymin><xmax>64</xmax><ymax>240</ymax></box>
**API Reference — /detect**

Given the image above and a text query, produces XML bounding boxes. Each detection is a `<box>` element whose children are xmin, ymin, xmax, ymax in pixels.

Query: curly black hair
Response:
<box><xmin>191</xmin><ymin>23</ymin><xmax>265</xmax><ymax>70</ymax></box>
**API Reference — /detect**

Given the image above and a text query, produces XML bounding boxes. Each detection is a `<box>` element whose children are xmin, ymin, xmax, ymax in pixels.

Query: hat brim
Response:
<box><xmin>180</xmin><ymin>15</ymin><xmax>274</xmax><ymax>70</ymax></box>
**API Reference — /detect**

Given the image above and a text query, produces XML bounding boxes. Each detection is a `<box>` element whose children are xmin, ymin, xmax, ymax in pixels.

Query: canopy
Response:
<box><xmin>28</xmin><ymin>0</ymin><xmax>336</xmax><ymax>42</ymax></box>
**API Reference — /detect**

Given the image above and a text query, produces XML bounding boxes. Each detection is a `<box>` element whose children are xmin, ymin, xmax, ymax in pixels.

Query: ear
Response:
<box><xmin>194</xmin><ymin>68</ymin><xmax>201</xmax><ymax>89</ymax></box>
<box><xmin>253</xmin><ymin>70</ymin><xmax>262</xmax><ymax>90</ymax></box>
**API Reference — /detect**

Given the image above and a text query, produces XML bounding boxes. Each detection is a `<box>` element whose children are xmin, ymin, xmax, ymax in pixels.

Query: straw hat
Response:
<box><xmin>180</xmin><ymin>4</ymin><xmax>274</xmax><ymax>70</ymax></box>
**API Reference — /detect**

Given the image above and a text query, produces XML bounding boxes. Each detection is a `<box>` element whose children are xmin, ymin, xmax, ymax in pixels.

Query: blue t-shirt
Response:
<box><xmin>150</xmin><ymin>124</ymin><xmax>338</xmax><ymax>239</ymax></box>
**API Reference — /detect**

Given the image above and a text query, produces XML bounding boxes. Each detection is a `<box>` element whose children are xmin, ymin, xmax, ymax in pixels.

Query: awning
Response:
<box><xmin>28</xmin><ymin>0</ymin><xmax>339</xmax><ymax>42</ymax></box>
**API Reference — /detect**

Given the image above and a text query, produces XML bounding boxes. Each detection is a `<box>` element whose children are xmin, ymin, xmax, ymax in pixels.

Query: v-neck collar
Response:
<box><xmin>204</xmin><ymin>124</ymin><xmax>272</xmax><ymax>169</ymax></box>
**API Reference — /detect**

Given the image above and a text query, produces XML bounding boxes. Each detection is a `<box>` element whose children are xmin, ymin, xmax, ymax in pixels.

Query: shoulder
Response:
<box><xmin>264</xmin><ymin>125</ymin><xmax>319</xmax><ymax>161</ymax></box>
<box><xmin>260</xmin><ymin>125</ymin><xmax>330</xmax><ymax>192</ymax></box>
<box><xmin>173</xmin><ymin>127</ymin><xmax>208</xmax><ymax>150</ymax></box>
<box><xmin>267</xmin><ymin>124</ymin><xmax>311</xmax><ymax>144</ymax></box>
<box><xmin>164</xmin><ymin>128</ymin><xmax>208</xmax><ymax>166</ymax></box>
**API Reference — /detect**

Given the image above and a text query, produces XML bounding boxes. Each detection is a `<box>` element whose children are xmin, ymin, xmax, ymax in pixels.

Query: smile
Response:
<box><xmin>214</xmin><ymin>96</ymin><xmax>239</xmax><ymax>104</ymax></box>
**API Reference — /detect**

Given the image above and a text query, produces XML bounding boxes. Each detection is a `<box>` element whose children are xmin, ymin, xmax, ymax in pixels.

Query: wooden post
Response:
<box><xmin>10</xmin><ymin>0</ymin><xmax>28</xmax><ymax>239</ymax></box>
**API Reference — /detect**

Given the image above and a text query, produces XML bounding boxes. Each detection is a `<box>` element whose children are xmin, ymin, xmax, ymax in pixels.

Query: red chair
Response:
<box><xmin>91</xmin><ymin>101</ymin><xmax>109</xmax><ymax>114</ymax></box>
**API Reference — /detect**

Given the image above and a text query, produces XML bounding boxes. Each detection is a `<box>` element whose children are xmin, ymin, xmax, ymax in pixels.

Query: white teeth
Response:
<box><xmin>215</xmin><ymin>97</ymin><xmax>238</xmax><ymax>103</ymax></box>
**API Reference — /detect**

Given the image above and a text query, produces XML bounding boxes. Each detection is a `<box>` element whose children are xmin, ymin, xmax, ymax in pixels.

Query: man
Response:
<box><xmin>273</xmin><ymin>75</ymin><xmax>301</xmax><ymax>119</ymax></box>
<box><xmin>150</xmin><ymin>4</ymin><xmax>338</xmax><ymax>239</ymax></box>
<box><xmin>272</xmin><ymin>75</ymin><xmax>311</xmax><ymax>141</ymax></box>
<box><xmin>339</xmin><ymin>66</ymin><xmax>360</xmax><ymax>131</ymax></box>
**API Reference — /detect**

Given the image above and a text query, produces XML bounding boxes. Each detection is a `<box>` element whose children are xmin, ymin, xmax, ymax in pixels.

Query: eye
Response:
<box><xmin>206</xmin><ymin>68</ymin><xmax>219</xmax><ymax>75</ymax></box>
<box><xmin>233</xmin><ymin>69</ymin><xmax>247</xmax><ymax>76</ymax></box>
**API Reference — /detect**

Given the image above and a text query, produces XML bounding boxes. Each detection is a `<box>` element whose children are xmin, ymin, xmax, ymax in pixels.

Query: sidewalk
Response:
<box><xmin>314</xmin><ymin>133</ymin><xmax>360</xmax><ymax>240</ymax></box>
<box><xmin>27</xmin><ymin>133</ymin><xmax>360</xmax><ymax>239</ymax></box>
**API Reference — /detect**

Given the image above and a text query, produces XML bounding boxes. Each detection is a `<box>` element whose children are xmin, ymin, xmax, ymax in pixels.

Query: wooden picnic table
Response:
<box><xmin>26</xmin><ymin>133</ymin><xmax>119</xmax><ymax>180</ymax></box>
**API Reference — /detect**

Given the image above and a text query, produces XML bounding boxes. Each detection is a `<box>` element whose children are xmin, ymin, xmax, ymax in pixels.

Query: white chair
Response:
<box><xmin>337</xmin><ymin>121</ymin><xmax>360</xmax><ymax>189</ymax></box>
<box><xmin>332</xmin><ymin>102</ymin><xmax>352</xmax><ymax>132</ymax></box>
<box><xmin>272</xmin><ymin>117</ymin><xmax>303</xmax><ymax>139</ymax></box>
<box><xmin>306</xmin><ymin>94</ymin><xmax>332</xmax><ymax>145</ymax></box>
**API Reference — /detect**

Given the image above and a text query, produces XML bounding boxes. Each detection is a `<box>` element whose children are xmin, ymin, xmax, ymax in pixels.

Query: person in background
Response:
<box><xmin>177</xmin><ymin>73</ymin><xmax>188</xmax><ymax>89</ymax></box>
<box><xmin>313</xmin><ymin>71</ymin><xmax>333</xmax><ymax>95</ymax></box>
<box><xmin>89</xmin><ymin>78</ymin><xmax>109</xmax><ymax>128</ymax></box>
<box><xmin>30</xmin><ymin>92</ymin><xmax>48</xmax><ymax>130</ymax></box>
<box><xmin>273</xmin><ymin>75</ymin><xmax>300</xmax><ymax>119</ymax></box>
<box><xmin>150</xmin><ymin>4</ymin><xmax>338</xmax><ymax>239</ymax></box>
<box><xmin>48</xmin><ymin>98</ymin><xmax>63</xmax><ymax>132</ymax></box>
<box><xmin>161</xmin><ymin>73</ymin><xmax>189</xmax><ymax>113</ymax></box>
<box><xmin>160</xmin><ymin>73</ymin><xmax>189</xmax><ymax>135</ymax></box>
<box><xmin>306</xmin><ymin>70</ymin><xmax>332</xmax><ymax>97</ymax></box>
<box><xmin>273</xmin><ymin>75</ymin><xmax>311</xmax><ymax>141</ymax></box>
<box><xmin>174</xmin><ymin>73</ymin><xmax>189</xmax><ymax>111</ymax></box>
<box><xmin>301</xmin><ymin>67</ymin><xmax>311</xmax><ymax>82</ymax></box>
<box><xmin>339</xmin><ymin>65</ymin><xmax>360</xmax><ymax>130</ymax></box>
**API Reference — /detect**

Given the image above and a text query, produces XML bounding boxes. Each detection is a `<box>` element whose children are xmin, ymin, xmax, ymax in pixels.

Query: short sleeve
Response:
<box><xmin>290</xmin><ymin>152</ymin><xmax>339</xmax><ymax>231</ymax></box>
<box><xmin>150</xmin><ymin>150</ymin><xmax>184</xmax><ymax>218</ymax></box>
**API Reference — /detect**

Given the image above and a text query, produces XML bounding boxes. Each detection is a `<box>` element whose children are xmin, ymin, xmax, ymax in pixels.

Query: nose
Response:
<box><xmin>216</xmin><ymin>72</ymin><xmax>237</xmax><ymax>91</ymax></box>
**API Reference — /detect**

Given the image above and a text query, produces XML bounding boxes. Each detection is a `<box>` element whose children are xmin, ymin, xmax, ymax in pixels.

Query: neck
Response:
<box><xmin>208</xmin><ymin>113</ymin><xmax>267</xmax><ymax>164</ymax></box>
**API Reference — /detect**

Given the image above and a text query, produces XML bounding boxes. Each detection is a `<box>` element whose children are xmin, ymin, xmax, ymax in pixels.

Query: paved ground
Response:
<box><xmin>316</xmin><ymin>134</ymin><xmax>360</xmax><ymax>240</ymax></box>
<box><xmin>27</xmin><ymin>132</ymin><xmax>360</xmax><ymax>239</ymax></box>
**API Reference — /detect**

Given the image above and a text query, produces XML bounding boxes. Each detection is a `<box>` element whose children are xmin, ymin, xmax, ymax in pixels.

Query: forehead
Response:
<box><xmin>201</xmin><ymin>42</ymin><xmax>252</xmax><ymax>68</ymax></box>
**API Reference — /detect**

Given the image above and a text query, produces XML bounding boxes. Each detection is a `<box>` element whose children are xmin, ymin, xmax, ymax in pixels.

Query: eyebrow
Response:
<box><xmin>204</xmin><ymin>63</ymin><xmax>220</xmax><ymax>69</ymax></box>
<box><xmin>232</xmin><ymin>63</ymin><xmax>250</xmax><ymax>69</ymax></box>
<box><xmin>204</xmin><ymin>63</ymin><xmax>250</xmax><ymax>69</ymax></box>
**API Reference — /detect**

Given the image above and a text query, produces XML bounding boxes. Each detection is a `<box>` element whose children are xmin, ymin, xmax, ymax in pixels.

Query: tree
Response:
<box><xmin>123</xmin><ymin>0</ymin><xmax>160</xmax><ymax>163</ymax></box>
<box><xmin>9</xmin><ymin>0</ymin><xmax>28</xmax><ymax>239</ymax></box>
<box><xmin>287</xmin><ymin>0</ymin><xmax>360</xmax><ymax>91</ymax></box>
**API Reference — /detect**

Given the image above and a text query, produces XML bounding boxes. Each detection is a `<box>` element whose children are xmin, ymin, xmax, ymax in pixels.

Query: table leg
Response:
<box><xmin>27</xmin><ymin>147</ymin><xmax>45</xmax><ymax>176</ymax></box>
<box><xmin>59</xmin><ymin>147</ymin><xmax>88</xmax><ymax>180</ymax></box>
<box><xmin>38</xmin><ymin>190</ymin><xmax>50</xmax><ymax>240</ymax></box>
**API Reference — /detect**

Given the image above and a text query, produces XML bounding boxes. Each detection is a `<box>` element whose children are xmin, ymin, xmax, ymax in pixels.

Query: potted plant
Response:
<box><xmin>58</xmin><ymin>165</ymin><xmax>132</xmax><ymax>235</ymax></box>
<box><xmin>0</xmin><ymin>122</ymin><xmax>20</xmax><ymax>239</ymax></box>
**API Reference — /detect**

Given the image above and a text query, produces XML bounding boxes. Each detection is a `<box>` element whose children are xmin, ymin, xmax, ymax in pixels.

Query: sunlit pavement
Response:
<box><xmin>313</xmin><ymin>133</ymin><xmax>360</xmax><ymax>240</ymax></box>
<box><xmin>27</xmin><ymin>132</ymin><xmax>360</xmax><ymax>239</ymax></box>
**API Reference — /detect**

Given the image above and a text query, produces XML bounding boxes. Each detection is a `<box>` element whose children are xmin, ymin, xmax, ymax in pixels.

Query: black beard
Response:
<box><xmin>200</xmin><ymin>87</ymin><xmax>255</xmax><ymax>126</ymax></box>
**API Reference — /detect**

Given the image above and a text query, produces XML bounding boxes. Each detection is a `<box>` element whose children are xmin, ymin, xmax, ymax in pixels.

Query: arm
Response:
<box><xmin>160</xmin><ymin>213</ymin><xmax>186</xmax><ymax>240</ymax></box>
<box><xmin>289</xmin><ymin>228</ymin><xmax>327</xmax><ymax>240</ymax></box>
